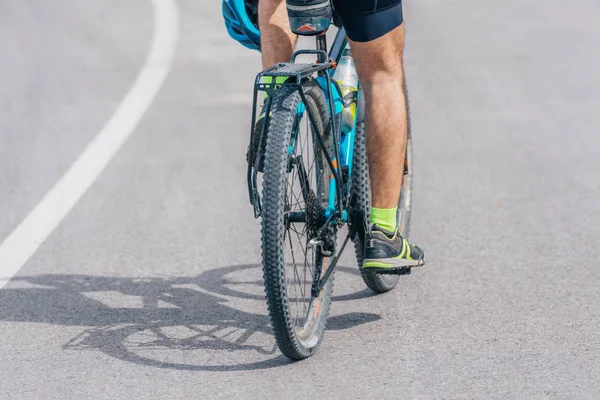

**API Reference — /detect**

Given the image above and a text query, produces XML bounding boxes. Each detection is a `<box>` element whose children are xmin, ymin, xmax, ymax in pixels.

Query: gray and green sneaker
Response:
<box><xmin>362</xmin><ymin>224</ymin><xmax>425</xmax><ymax>272</ymax></box>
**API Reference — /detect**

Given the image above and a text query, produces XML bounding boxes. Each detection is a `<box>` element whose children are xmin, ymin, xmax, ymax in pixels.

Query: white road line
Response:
<box><xmin>0</xmin><ymin>0</ymin><xmax>179</xmax><ymax>290</ymax></box>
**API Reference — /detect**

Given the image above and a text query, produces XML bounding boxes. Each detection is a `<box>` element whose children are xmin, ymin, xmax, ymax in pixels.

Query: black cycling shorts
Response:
<box><xmin>331</xmin><ymin>0</ymin><xmax>403</xmax><ymax>42</ymax></box>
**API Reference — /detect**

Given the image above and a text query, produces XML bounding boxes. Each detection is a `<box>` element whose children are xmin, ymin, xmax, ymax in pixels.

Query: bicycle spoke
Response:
<box><xmin>284</xmin><ymin>190</ymin><xmax>312</xmax><ymax>328</ymax></box>
<box><xmin>286</xmin><ymin>228</ymin><xmax>301</xmax><ymax>326</ymax></box>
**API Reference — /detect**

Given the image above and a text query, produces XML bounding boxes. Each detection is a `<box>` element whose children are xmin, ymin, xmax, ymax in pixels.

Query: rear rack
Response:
<box><xmin>256</xmin><ymin>61</ymin><xmax>331</xmax><ymax>96</ymax></box>
<box><xmin>247</xmin><ymin>50</ymin><xmax>337</xmax><ymax>219</ymax></box>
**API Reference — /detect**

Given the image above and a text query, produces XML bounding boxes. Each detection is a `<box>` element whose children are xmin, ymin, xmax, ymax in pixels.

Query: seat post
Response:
<box><xmin>316</xmin><ymin>33</ymin><xmax>328</xmax><ymax>63</ymax></box>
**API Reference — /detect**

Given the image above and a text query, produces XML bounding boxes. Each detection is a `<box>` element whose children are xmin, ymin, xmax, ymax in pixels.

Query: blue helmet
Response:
<box><xmin>222</xmin><ymin>0</ymin><xmax>260</xmax><ymax>51</ymax></box>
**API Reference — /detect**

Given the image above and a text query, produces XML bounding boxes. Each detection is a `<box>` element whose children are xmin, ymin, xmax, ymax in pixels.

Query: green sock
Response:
<box><xmin>370</xmin><ymin>207</ymin><xmax>398</xmax><ymax>232</ymax></box>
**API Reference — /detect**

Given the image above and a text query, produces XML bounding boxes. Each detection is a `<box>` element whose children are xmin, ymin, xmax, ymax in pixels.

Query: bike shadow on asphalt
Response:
<box><xmin>0</xmin><ymin>264</ymin><xmax>380</xmax><ymax>371</ymax></box>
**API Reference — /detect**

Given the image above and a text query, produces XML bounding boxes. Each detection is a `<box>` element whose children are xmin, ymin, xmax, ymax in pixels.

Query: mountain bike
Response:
<box><xmin>246</xmin><ymin>18</ymin><xmax>415</xmax><ymax>360</ymax></box>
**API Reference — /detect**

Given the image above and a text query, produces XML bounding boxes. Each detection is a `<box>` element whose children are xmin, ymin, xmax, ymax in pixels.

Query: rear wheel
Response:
<box><xmin>261</xmin><ymin>79</ymin><xmax>335</xmax><ymax>360</ymax></box>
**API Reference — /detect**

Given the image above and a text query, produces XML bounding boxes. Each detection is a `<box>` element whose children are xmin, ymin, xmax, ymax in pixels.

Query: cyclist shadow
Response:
<box><xmin>0</xmin><ymin>264</ymin><xmax>380</xmax><ymax>371</ymax></box>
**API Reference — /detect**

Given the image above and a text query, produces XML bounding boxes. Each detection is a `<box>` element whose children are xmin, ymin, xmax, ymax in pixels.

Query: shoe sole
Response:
<box><xmin>362</xmin><ymin>257</ymin><xmax>425</xmax><ymax>273</ymax></box>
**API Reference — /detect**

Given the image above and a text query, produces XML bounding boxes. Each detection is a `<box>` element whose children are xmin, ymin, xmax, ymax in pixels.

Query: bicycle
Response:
<box><xmin>246</xmin><ymin>11</ymin><xmax>415</xmax><ymax>360</ymax></box>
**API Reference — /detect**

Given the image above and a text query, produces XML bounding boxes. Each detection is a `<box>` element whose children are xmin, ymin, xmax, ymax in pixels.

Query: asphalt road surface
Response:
<box><xmin>1</xmin><ymin>0</ymin><xmax>600</xmax><ymax>398</ymax></box>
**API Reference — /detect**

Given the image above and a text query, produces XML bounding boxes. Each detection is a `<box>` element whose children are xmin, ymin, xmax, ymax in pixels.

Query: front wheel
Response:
<box><xmin>261</xmin><ymin>79</ymin><xmax>335</xmax><ymax>360</ymax></box>
<box><xmin>352</xmin><ymin>91</ymin><xmax>414</xmax><ymax>294</ymax></box>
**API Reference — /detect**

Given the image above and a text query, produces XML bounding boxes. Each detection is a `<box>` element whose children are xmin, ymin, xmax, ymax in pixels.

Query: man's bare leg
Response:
<box><xmin>258</xmin><ymin>0</ymin><xmax>297</xmax><ymax>68</ymax></box>
<box><xmin>351</xmin><ymin>23</ymin><xmax>423</xmax><ymax>267</ymax></box>
<box><xmin>350</xmin><ymin>24</ymin><xmax>407</xmax><ymax>215</ymax></box>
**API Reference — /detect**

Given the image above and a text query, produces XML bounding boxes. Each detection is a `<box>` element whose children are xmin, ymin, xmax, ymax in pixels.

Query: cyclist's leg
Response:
<box><xmin>249</xmin><ymin>0</ymin><xmax>298</xmax><ymax>170</ymax></box>
<box><xmin>350</xmin><ymin>25</ymin><xmax>407</xmax><ymax>212</ymax></box>
<box><xmin>332</xmin><ymin>0</ymin><xmax>424</xmax><ymax>267</ymax></box>
<box><xmin>258</xmin><ymin>0</ymin><xmax>297</xmax><ymax>68</ymax></box>
<box><xmin>332</xmin><ymin>0</ymin><xmax>407</xmax><ymax>212</ymax></box>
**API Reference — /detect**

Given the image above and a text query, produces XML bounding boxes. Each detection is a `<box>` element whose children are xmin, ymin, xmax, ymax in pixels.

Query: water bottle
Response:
<box><xmin>333</xmin><ymin>49</ymin><xmax>359</xmax><ymax>135</ymax></box>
